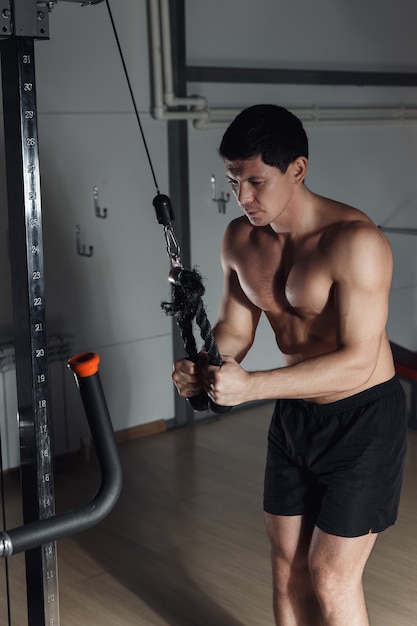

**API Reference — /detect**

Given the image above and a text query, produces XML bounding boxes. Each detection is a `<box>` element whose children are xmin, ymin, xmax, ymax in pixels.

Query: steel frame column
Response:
<box><xmin>1</xmin><ymin>25</ymin><xmax>58</xmax><ymax>626</ymax></box>
<box><xmin>167</xmin><ymin>0</ymin><xmax>194</xmax><ymax>428</ymax></box>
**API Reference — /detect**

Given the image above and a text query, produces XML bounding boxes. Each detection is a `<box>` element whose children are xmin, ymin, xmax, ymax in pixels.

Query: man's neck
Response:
<box><xmin>270</xmin><ymin>186</ymin><xmax>319</xmax><ymax>237</ymax></box>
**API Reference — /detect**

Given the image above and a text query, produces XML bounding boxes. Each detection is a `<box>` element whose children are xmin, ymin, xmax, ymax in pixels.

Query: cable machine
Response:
<box><xmin>0</xmin><ymin>1</ymin><xmax>232</xmax><ymax>620</ymax></box>
<box><xmin>0</xmin><ymin>2</ymin><xmax>121</xmax><ymax>626</ymax></box>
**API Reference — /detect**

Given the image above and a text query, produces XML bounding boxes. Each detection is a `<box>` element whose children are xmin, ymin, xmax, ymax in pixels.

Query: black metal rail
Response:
<box><xmin>0</xmin><ymin>352</ymin><xmax>122</xmax><ymax>557</ymax></box>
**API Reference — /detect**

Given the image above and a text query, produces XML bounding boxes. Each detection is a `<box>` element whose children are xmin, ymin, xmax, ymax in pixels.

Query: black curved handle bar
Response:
<box><xmin>0</xmin><ymin>352</ymin><xmax>122</xmax><ymax>557</ymax></box>
<box><xmin>187</xmin><ymin>387</ymin><xmax>232</xmax><ymax>414</ymax></box>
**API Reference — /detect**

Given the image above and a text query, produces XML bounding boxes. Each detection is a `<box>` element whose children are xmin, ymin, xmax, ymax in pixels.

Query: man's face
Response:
<box><xmin>224</xmin><ymin>154</ymin><xmax>296</xmax><ymax>228</ymax></box>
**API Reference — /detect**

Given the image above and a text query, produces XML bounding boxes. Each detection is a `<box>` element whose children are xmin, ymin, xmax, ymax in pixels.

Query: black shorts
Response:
<box><xmin>263</xmin><ymin>376</ymin><xmax>408</xmax><ymax>537</ymax></box>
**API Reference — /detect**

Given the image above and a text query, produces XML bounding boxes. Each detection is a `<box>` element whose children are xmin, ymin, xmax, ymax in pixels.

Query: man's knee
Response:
<box><xmin>308</xmin><ymin>528</ymin><xmax>377</xmax><ymax>588</ymax></box>
<box><xmin>265</xmin><ymin>512</ymin><xmax>317</xmax><ymax>590</ymax></box>
<box><xmin>308</xmin><ymin>556</ymin><xmax>344</xmax><ymax>602</ymax></box>
<box><xmin>307</xmin><ymin>538</ymin><xmax>367</xmax><ymax>603</ymax></box>
<box><xmin>267</xmin><ymin>529</ymin><xmax>311</xmax><ymax>597</ymax></box>
<box><xmin>270</xmin><ymin>544</ymin><xmax>311</xmax><ymax>596</ymax></box>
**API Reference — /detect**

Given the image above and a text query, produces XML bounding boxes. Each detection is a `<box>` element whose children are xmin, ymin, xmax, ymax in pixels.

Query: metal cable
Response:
<box><xmin>105</xmin><ymin>0</ymin><xmax>160</xmax><ymax>194</ymax></box>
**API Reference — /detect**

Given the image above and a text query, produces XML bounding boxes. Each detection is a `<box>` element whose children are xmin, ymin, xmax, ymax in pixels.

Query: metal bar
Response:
<box><xmin>0</xmin><ymin>353</ymin><xmax>122</xmax><ymax>556</ymax></box>
<box><xmin>167</xmin><ymin>0</ymin><xmax>194</xmax><ymax>427</ymax></box>
<box><xmin>1</xmin><ymin>35</ymin><xmax>58</xmax><ymax>626</ymax></box>
<box><xmin>186</xmin><ymin>65</ymin><xmax>417</xmax><ymax>87</ymax></box>
<box><xmin>379</xmin><ymin>226</ymin><xmax>417</xmax><ymax>236</ymax></box>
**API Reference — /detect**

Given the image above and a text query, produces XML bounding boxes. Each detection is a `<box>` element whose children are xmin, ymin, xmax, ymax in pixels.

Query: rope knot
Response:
<box><xmin>161</xmin><ymin>266</ymin><xmax>205</xmax><ymax>320</ymax></box>
<box><xmin>161</xmin><ymin>266</ymin><xmax>221</xmax><ymax>366</ymax></box>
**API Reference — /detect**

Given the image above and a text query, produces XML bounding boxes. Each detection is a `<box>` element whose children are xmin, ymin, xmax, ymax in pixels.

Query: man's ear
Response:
<box><xmin>291</xmin><ymin>157</ymin><xmax>308</xmax><ymax>184</ymax></box>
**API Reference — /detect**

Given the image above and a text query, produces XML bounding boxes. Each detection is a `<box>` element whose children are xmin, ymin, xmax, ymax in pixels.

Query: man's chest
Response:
<box><xmin>235</xmin><ymin>246</ymin><xmax>335</xmax><ymax>318</ymax></box>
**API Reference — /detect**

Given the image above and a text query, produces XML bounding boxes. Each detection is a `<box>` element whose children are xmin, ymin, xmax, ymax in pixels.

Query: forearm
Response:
<box><xmin>246</xmin><ymin>348</ymin><xmax>377</xmax><ymax>402</ymax></box>
<box><xmin>209</xmin><ymin>346</ymin><xmax>382</xmax><ymax>407</ymax></box>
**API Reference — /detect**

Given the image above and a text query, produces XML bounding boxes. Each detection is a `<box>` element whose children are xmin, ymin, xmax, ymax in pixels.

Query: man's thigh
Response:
<box><xmin>265</xmin><ymin>513</ymin><xmax>378</xmax><ymax>578</ymax></box>
<box><xmin>264</xmin><ymin>512</ymin><xmax>316</xmax><ymax>565</ymax></box>
<box><xmin>308</xmin><ymin>526</ymin><xmax>378</xmax><ymax>579</ymax></box>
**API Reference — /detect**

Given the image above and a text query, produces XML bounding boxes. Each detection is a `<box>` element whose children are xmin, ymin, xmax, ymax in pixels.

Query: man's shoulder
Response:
<box><xmin>318</xmin><ymin>197</ymin><xmax>384</xmax><ymax>244</ymax></box>
<box><xmin>313</xmin><ymin>198</ymin><xmax>392</xmax><ymax>275</ymax></box>
<box><xmin>319</xmin><ymin>194</ymin><xmax>371</xmax><ymax>223</ymax></box>
<box><xmin>325</xmin><ymin>215</ymin><xmax>386</xmax><ymax>249</ymax></box>
<box><xmin>225</xmin><ymin>216</ymin><xmax>273</xmax><ymax>239</ymax></box>
<box><xmin>324</xmin><ymin>218</ymin><xmax>392</xmax><ymax>285</ymax></box>
<box><xmin>226</xmin><ymin>215</ymin><xmax>252</xmax><ymax>232</ymax></box>
<box><xmin>221</xmin><ymin>217</ymin><xmax>275</xmax><ymax>267</ymax></box>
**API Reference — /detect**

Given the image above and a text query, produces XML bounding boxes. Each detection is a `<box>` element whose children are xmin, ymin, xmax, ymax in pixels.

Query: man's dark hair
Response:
<box><xmin>219</xmin><ymin>104</ymin><xmax>309</xmax><ymax>173</ymax></box>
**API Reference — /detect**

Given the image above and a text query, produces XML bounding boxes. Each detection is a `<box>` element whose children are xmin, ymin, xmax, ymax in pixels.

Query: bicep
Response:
<box><xmin>335</xmin><ymin>229</ymin><xmax>392</xmax><ymax>355</ymax></box>
<box><xmin>214</xmin><ymin>262</ymin><xmax>262</xmax><ymax>360</ymax></box>
<box><xmin>218</xmin><ymin>267</ymin><xmax>261</xmax><ymax>331</ymax></box>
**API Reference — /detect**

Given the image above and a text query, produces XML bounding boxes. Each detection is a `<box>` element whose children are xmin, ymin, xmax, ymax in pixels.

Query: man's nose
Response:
<box><xmin>237</xmin><ymin>183</ymin><xmax>253</xmax><ymax>204</ymax></box>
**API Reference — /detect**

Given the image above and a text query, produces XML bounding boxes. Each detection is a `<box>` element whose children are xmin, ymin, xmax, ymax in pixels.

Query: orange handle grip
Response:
<box><xmin>68</xmin><ymin>352</ymin><xmax>100</xmax><ymax>378</ymax></box>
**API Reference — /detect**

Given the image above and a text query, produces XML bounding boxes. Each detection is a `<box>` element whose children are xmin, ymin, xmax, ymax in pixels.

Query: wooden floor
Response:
<box><xmin>0</xmin><ymin>401</ymin><xmax>416</xmax><ymax>625</ymax></box>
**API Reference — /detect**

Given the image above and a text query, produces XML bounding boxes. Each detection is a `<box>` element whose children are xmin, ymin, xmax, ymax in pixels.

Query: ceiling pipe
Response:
<box><xmin>193</xmin><ymin>105</ymin><xmax>417</xmax><ymax>129</ymax></box>
<box><xmin>148</xmin><ymin>0</ymin><xmax>209</xmax><ymax>121</ymax></box>
<box><xmin>148</xmin><ymin>0</ymin><xmax>417</xmax><ymax>129</ymax></box>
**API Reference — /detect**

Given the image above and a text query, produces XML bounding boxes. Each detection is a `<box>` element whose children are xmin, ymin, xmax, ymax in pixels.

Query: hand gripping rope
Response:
<box><xmin>154</xmin><ymin>194</ymin><xmax>231</xmax><ymax>414</ymax></box>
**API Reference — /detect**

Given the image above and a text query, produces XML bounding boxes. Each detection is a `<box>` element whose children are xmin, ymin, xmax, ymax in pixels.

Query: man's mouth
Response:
<box><xmin>245</xmin><ymin>208</ymin><xmax>261</xmax><ymax>217</ymax></box>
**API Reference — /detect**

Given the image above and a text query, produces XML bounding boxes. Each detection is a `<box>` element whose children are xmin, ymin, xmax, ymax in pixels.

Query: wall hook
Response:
<box><xmin>211</xmin><ymin>174</ymin><xmax>230</xmax><ymax>214</ymax></box>
<box><xmin>93</xmin><ymin>186</ymin><xmax>108</xmax><ymax>219</ymax></box>
<box><xmin>76</xmin><ymin>225</ymin><xmax>93</xmax><ymax>257</ymax></box>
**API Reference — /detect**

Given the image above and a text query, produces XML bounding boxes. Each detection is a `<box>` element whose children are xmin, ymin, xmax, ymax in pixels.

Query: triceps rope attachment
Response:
<box><xmin>152</xmin><ymin>192</ymin><xmax>221</xmax><ymax>367</ymax></box>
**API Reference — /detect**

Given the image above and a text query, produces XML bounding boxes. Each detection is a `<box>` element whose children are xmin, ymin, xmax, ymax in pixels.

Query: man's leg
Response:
<box><xmin>308</xmin><ymin>528</ymin><xmax>378</xmax><ymax>626</ymax></box>
<box><xmin>264</xmin><ymin>512</ymin><xmax>324</xmax><ymax>625</ymax></box>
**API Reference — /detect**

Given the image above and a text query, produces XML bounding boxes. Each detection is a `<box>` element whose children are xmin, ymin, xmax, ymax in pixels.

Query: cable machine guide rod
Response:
<box><xmin>1</xmin><ymin>33</ymin><xmax>58</xmax><ymax>626</ymax></box>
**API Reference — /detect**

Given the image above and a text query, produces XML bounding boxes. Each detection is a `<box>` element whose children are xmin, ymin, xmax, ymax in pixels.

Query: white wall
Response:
<box><xmin>0</xmin><ymin>1</ymin><xmax>175</xmax><ymax>467</ymax></box>
<box><xmin>38</xmin><ymin>2</ymin><xmax>175</xmax><ymax>435</ymax></box>
<box><xmin>2</xmin><ymin>1</ymin><xmax>417</xmax><ymax>467</ymax></box>
<box><xmin>185</xmin><ymin>0</ymin><xmax>417</xmax><ymax>72</ymax></box>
